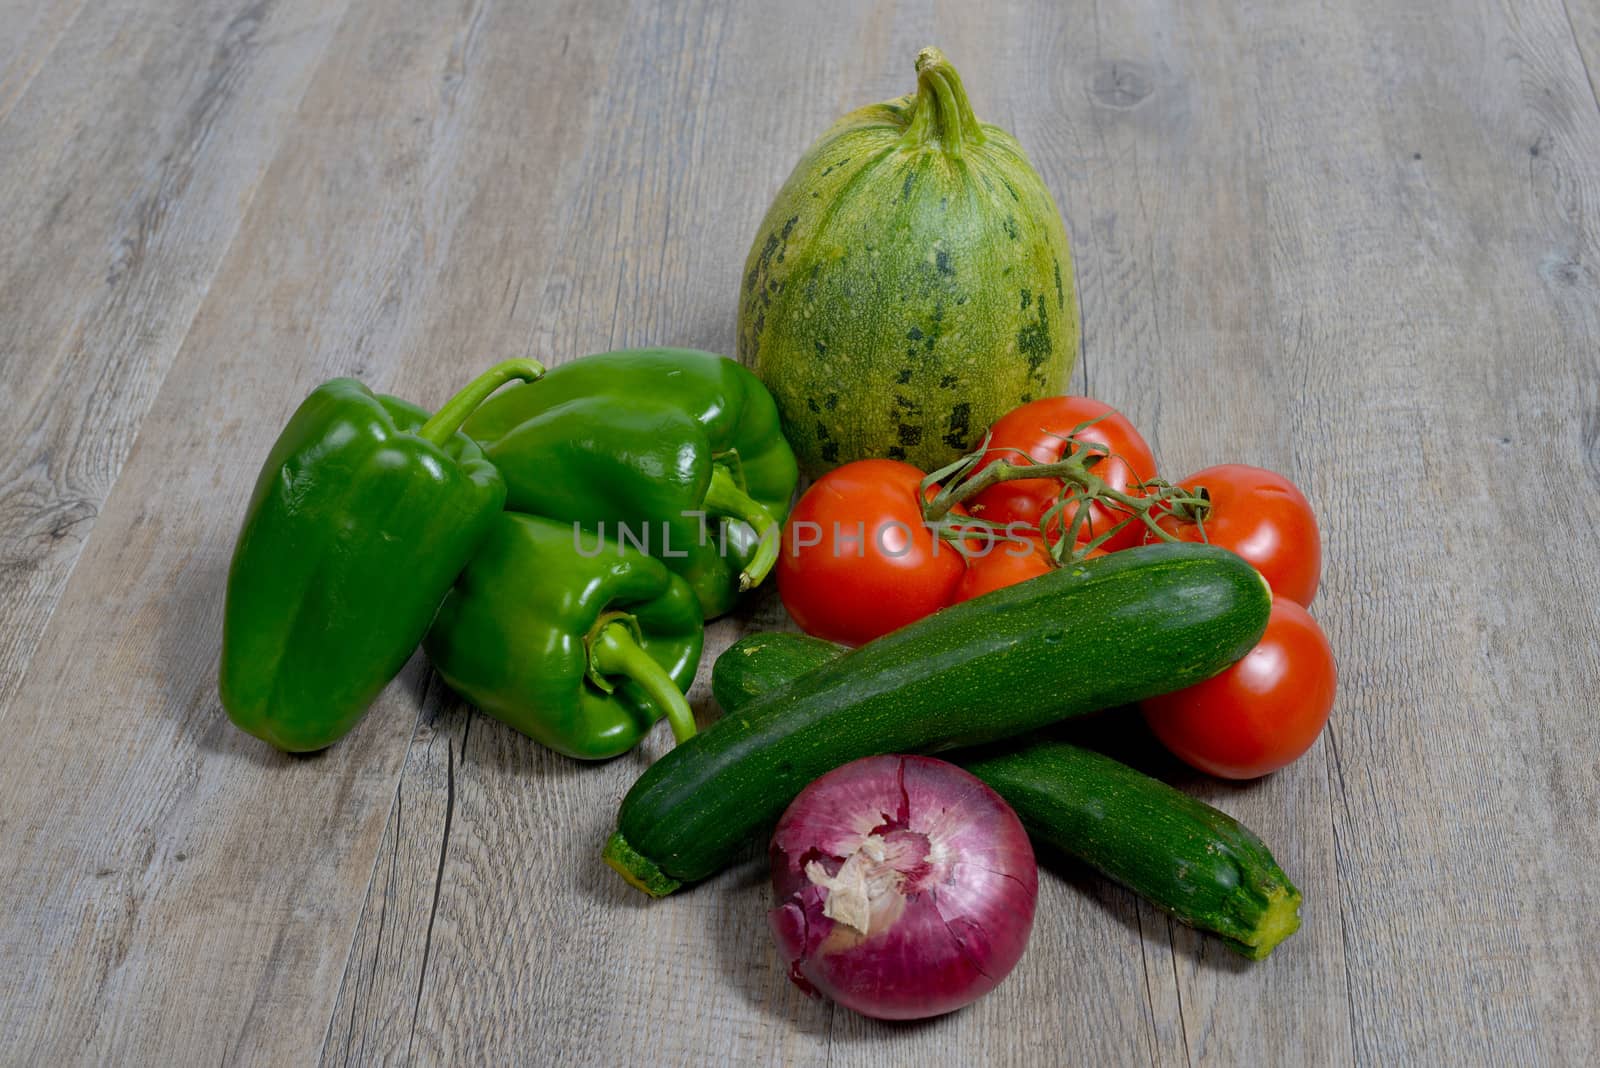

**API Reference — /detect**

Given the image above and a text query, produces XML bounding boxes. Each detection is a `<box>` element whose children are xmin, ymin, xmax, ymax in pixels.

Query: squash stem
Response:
<box><xmin>1227</xmin><ymin>884</ymin><xmax>1303</xmax><ymax>960</ymax></box>
<box><xmin>905</xmin><ymin>47</ymin><xmax>985</xmax><ymax>156</ymax></box>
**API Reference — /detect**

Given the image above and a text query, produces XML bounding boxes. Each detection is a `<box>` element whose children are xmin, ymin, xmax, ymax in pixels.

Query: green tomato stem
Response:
<box><xmin>589</xmin><ymin>620</ymin><xmax>696</xmax><ymax>744</ymax></box>
<box><xmin>417</xmin><ymin>358</ymin><xmax>545</xmax><ymax>447</ymax></box>
<box><xmin>923</xmin><ymin>437</ymin><xmax>1213</xmax><ymax>564</ymax></box>
<box><xmin>703</xmin><ymin>466</ymin><xmax>780</xmax><ymax>591</ymax></box>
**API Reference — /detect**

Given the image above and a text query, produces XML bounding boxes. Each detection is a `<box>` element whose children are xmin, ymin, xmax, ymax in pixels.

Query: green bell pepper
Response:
<box><xmin>462</xmin><ymin>348</ymin><xmax>798</xmax><ymax>619</ymax></box>
<box><xmin>424</xmin><ymin>512</ymin><xmax>703</xmax><ymax>759</ymax></box>
<box><xmin>220</xmin><ymin>359</ymin><xmax>543</xmax><ymax>752</ymax></box>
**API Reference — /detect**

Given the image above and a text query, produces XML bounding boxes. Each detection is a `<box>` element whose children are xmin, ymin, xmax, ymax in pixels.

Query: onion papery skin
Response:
<box><xmin>768</xmin><ymin>755</ymin><xmax>1037</xmax><ymax>1020</ymax></box>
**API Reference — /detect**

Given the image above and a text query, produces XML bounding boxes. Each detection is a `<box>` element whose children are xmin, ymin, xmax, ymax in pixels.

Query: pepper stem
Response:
<box><xmin>417</xmin><ymin>358</ymin><xmax>545</xmax><ymax>446</ymax></box>
<box><xmin>903</xmin><ymin>47</ymin><xmax>984</xmax><ymax>157</ymax></box>
<box><xmin>589</xmin><ymin>621</ymin><xmax>696</xmax><ymax>744</ymax></box>
<box><xmin>703</xmin><ymin>466</ymin><xmax>780</xmax><ymax>592</ymax></box>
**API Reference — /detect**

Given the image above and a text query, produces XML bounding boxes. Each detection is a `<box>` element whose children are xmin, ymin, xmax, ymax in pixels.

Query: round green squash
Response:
<box><xmin>737</xmin><ymin>47</ymin><xmax>1080</xmax><ymax>478</ymax></box>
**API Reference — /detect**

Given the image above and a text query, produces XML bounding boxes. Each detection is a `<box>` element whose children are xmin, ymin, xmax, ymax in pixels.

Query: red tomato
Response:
<box><xmin>1150</xmin><ymin>464</ymin><xmax>1321</xmax><ymax>606</ymax></box>
<box><xmin>777</xmin><ymin>459</ymin><xmax>967</xmax><ymax>645</ymax></box>
<box><xmin>952</xmin><ymin>534</ymin><xmax>1053</xmax><ymax>603</ymax></box>
<box><xmin>952</xmin><ymin>534</ymin><xmax>1107</xmax><ymax>604</ymax></box>
<box><xmin>967</xmin><ymin>397</ymin><xmax>1157</xmax><ymax>551</ymax></box>
<box><xmin>1141</xmin><ymin>598</ymin><xmax>1336</xmax><ymax>779</ymax></box>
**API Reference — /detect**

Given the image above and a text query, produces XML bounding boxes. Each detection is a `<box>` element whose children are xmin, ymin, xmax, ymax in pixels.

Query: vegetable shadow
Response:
<box><xmin>1032</xmin><ymin>844</ymin><xmax>1255</xmax><ymax>976</ymax></box>
<box><xmin>705</xmin><ymin>845</ymin><xmax>820</xmax><ymax>1011</ymax></box>
<box><xmin>163</xmin><ymin>545</ymin><xmax>455</xmax><ymax>771</ymax></box>
<box><xmin>156</xmin><ymin>549</ymin><xmax>302</xmax><ymax>768</ymax></box>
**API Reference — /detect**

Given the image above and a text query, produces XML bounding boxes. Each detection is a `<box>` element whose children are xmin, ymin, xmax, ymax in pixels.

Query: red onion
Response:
<box><xmin>768</xmin><ymin>754</ymin><xmax>1038</xmax><ymax>1020</ymax></box>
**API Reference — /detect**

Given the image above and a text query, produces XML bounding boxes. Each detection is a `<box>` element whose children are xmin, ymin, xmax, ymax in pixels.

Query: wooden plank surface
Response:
<box><xmin>2</xmin><ymin>0</ymin><xmax>1598</xmax><ymax>1063</ymax></box>
<box><xmin>0</xmin><ymin>0</ymin><xmax>351</xmax><ymax>711</ymax></box>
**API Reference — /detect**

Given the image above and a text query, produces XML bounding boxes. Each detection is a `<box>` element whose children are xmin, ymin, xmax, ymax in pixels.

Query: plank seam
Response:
<box><xmin>1167</xmin><ymin>917</ymin><xmax>1193</xmax><ymax>1067</ymax></box>
<box><xmin>316</xmin><ymin>673</ymin><xmax>434</xmax><ymax>1066</ymax></box>
<box><xmin>315</xmin><ymin>732</ymin><xmax>412</xmax><ymax>1067</ymax></box>
<box><xmin>360</xmin><ymin>782</ymin><xmax>405</xmax><ymax>1064</ymax></box>
<box><xmin>405</xmin><ymin>732</ymin><xmax>455</xmax><ymax>1065</ymax></box>
<box><xmin>1324</xmin><ymin>728</ymin><xmax>1362</xmax><ymax>1065</ymax></box>
<box><xmin>1132</xmin><ymin>901</ymin><xmax>1161</xmax><ymax>1068</ymax></box>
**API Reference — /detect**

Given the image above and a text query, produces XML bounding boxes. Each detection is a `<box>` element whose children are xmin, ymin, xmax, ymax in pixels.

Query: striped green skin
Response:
<box><xmin>736</xmin><ymin>52</ymin><xmax>1079</xmax><ymax>477</ymax></box>
<box><xmin>712</xmin><ymin>633</ymin><xmax>1303</xmax><ymax>959</ymax></box>
<box><xmin>962</xmin><ymin>744</ymin><xmax>1301</xmax><ymax>958</ymax></box>
<box><xmin>710</xmin><ymin>631</ymin><xmax>844</xmax><ymax>712</ymax></box>
<box><xmin>605</xmin><ymin>544</ymin><xmax>1271</xmax><ymax>895</ymax></box>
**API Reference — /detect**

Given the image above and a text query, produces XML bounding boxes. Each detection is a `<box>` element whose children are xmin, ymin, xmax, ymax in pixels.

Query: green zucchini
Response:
<box><xmin>713</xmin><ymin>630</ymin><xmax>1301</xmax><ymax>959</ymax></box>
<box><xmin>604</xmin><ymin>543</ymin><xmax>1272</xmax><ymax>896</ymax></box>
<box><xmin>708</xmin><ymin>631</ymin><xmax>844</xmax><ymax>711</ymax></box>
<box><xmin>963</xmin><ymin>743</ymin><xmax>1300</xmax><ymax>958</ymax></box>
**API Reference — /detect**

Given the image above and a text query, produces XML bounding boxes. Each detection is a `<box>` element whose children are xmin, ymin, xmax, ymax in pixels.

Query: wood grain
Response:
<box><xmin>0</xmin><ymin>0</ymin><xmax>349</xmax><ymax>716</ymax></box>
<box><xmin>2</xmin><ymin>0</ymin><xmax>1599</xmax><ymax>1063</ymax></box>
<box><xmin>0</xmin><ymin>0</ymin><xmax>575</xmax><ymax>1059</ymax></box>
<box><xmin>0</xmin><ymin>0</ymin><xmax>85</xmax><ymax>121</ymax></box>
